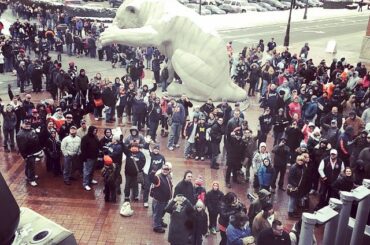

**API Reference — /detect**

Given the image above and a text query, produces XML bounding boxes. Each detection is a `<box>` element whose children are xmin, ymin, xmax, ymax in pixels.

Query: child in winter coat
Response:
<box><xmin>102</xmin><ymin>155</ymin><xmax>117</xmax><ymax>202</ymax></box>
<box><xmin>257</xmin><ymin>158</ymin><xmax>275</xmax><ymax>191</ymax></box>
<box><xmin>0</xmin><ymin>103</ymin><xmax>17</xmax><ymax>152</ymax></box>
<box><xmin>44</xmin><ymin>129</ymin><xmax>62</xmax><ymax>176</ymax></box>
<box><xmin>205</xmin><ymin>181</ymin><xmax>224</xmax><ymax>234</ymax></box>
<box><xmin>194</xmin><ymin>175</ymin><xmax>206</xmax><ymax>203</ymax></box>
<box><xmin>195</xmin><ymin>117</ymin><xmax>207</xmax><ymax>160</ymax></box>
<box><xmin>193</xmin><ymin>200</ymin><xmax>208</xmax><ymax>245</ymax></box>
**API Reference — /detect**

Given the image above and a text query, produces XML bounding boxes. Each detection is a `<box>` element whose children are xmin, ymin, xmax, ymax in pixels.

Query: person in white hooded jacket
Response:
<box><xmin>252</xmin><ymin>142</ymin><xmax>271</xmax><ymax>190</ymax></box>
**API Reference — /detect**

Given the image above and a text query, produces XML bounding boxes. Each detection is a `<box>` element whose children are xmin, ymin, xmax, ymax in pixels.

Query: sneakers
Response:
<box><xmin>153</xmin><ymin>227</ymin><xmax>165</xmax><ymax>233</ymax></box>
<box><xmin>309</xmin><ymin>189</ymin><xmax>317</xmax><ymax>195</ymax></box>
<box><xmin>200</xmin><ymin>157</ymin><xmax>205</xmax><ymax>161</ymax></box>
<box><xmin>91</xmin><ymin>180</ymin><xmax>98</xmax><ymax>185</ymax></box>
<box><xmin>210</xmin><ymin>227</ymin><xmax>217</xmax><ymax>235</ymax></box>
<box><xmin>84</xmin><ymin>185</ymin><xmax>92</xmax><ymax>191</ymax></box>
<box><xmin>161</xmin><ymin>222</ymin><xmax>168</xmax><ymax>228</ymax></box>
<box><xmin>175</xmin><ymin>144</ymin><xmax>180</xmax><ymax>148</ymax></box>
<box><xmin>94</xmin><ymin>118</ymin><xmax>99</xmax><ymax>121</ymax></box>
<box><xmin>29</xmin><ymin>181</ymin><xmax>38</xmax><ymax>187</ymax></box>
<box><xmin>144</xmin><ymin>202</ymin><xmax>149</xmax><ymax>208</ymax></box>
<box><xmin>195</xmin><ymin>156</ymin><xmax>199</xmax><ymax>160</ymax></box>
<box><xmin>168</xmin><ymin>147</ymin><xmax>174</xmax><ymax>151</ymax></box>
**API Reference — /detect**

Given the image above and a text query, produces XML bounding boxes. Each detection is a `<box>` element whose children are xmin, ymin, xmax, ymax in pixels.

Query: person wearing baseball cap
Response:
<box><xmin>16</xmin><ymin>116</ymin><xmax>43</xmax><ymax>187</ymax></box>
<box><xmin>317</xmin><ymin>148</ymin><xmax>344</xmax><ymax>209</ymax></box>
<box><xmin>60</xmin><ymin>125</ymin><xmax>81</xmax><ymax>185</ymax></box>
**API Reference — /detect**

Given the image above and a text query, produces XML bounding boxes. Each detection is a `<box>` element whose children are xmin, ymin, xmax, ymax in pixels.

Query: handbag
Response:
<box><xmin>287</xmin><ymin>168</ymin><xmax>303</xmax><ymax>197</ymax></box>
<box><xmin>94</xmin><ymin>98</ymin><xmax>103</xmax><ymax>107</ymax></box>
<box><xmin>132</xmin><ymin>157</ymin><xmax>144</xmax><ymax>184</ymax></box>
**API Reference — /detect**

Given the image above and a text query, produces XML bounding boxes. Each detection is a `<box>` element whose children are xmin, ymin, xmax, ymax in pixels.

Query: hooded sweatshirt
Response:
<box><xmin>80</xmin><ymin>126</ymin><xmax>100</xmax><ymax>160</ymax></box>
<box><xmin>252</xmin><ymin>143</ymin><xmax>271</xmax><ymax>170</ymax></box>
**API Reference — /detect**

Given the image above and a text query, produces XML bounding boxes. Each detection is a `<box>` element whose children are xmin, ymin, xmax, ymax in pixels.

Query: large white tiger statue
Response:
<box><xmin>100</xmin><ymin>0</ymin><xmax>247</xmax><ymax>101</ymax></box>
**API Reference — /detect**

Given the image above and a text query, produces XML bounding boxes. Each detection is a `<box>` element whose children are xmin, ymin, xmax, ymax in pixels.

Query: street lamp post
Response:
<box><xmin>284</xmin><ymin>0</ymin><xmax>294</xmax><ymax>47</ymax></box>
<box><xmin>199</xmin><ymin>0</ymin><xmax>202</xmax><ymax>15</ymax></box>
<box><xmin>303</xmin><ymin>0</ymin><xmax>308</xmax><ymax>19</ymax></box>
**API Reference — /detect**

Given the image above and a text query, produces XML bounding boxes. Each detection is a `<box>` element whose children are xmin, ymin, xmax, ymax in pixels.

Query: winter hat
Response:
<box><xmin>113</xmin><ymin>134</ymin><xmax>121</xmax><ymax>142</ymax></box>
<box><xmin>257</xmin><ymin>189</ymin><xmax>271</xmax><ymax>200</ymax></box>
<box><xmin>308</xmin><ymin>122</ymin><xmax>315</xmax><ymax>128</ymax></box>
<box><xmin>104</xmin><ymin>155</ymin><xmax>113</xmax><ymax>165</ymax></box>
<box><xmin>153</xmin><ymin>144</ymin><xmax>160</xmax><ymax>150</ymax></box>
<box><xmin>195</xmin><ymin>200</ymin><xmax>205</xmax><ymax>209</ymax></box>
<box><xmin>300</xmin><ymin>142</ymin><xmax>307</xmax><ymax>149</ymax></box>
<box><xmin>195</xmin><ymin>176</ymin><xmax>204</xmax><ymax>186</ymax></box>
<box><xmin>330</xmin><ymin>149</ymin><xmax>338</xmax><ymax>155</ymax></box>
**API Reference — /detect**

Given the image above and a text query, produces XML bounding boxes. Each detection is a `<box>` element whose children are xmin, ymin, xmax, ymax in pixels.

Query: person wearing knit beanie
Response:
<box><xmin>195</xmin><ymin>175</ymin><xmax>204</xmax><ymax>186</ymax></box>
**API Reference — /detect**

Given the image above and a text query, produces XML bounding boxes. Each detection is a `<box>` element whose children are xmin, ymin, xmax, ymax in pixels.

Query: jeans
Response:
<box><xmin>3</xmin><ymin>128</ymin><xmax>15</xmax><ymax>149</ymax></box>
<box><xmin>133</xmin><ymin>113</ymin><xmax>145</xmax><ymax>131</ymax></box>
<box><xmin>94</xmin><ymin>107</ymin><xmax>103</xmax><ymax>119</ymax></box>
<box><xmin>167</xmin><ymin>122</ymin><xmax>181</xmax><ymax>148</ymax></box>
<box><xmin>272</xmin><ymin>164</ymin><xmax>286</xmax><ymax>189</ymax></box>
<box><xmin>63</xmin><ymin>155</ymin><xmax>75</xmax><ymax>182</ymax></box>
<box><xmin>25</xmin><ymin>156</ymin><xmax>36</xmax><ymax>181</ymax></box>
<box><xmin>225</xmin><ymin>164</ymin><xmax>238</xmax><ymax>184</ymax></box>
<box><xmin>124</xmin><ymin>175</ymin><xmax>138</xmax><ymax>199</ymax></box>
<box><xmin>83</xmin><ymin>158</ymin><xmax>95</xmax><ymax>187</ymax></box>
<box><xmin>4</xmin><ymin>56</ymin><xmax>13</xmax><ymax>72</ymax></box>
<box><xmin>243</xmin><ymin>156</ymin><xmax>253</xmax><ymax>180</ymax></box>
<box><xmin>208</xmin><ymin>210</ymin><xmax>218</xmax><ymax>229</ymax></box>
<box><xmin>184</xmin><ymin>141</ymin><xmax>194</xmax><ymax>157</ymax></box>
<box><xmin>211</xmin><ymin>142</ymin><xmax>220</xmax><ymax>167</ymax></box>
<box><xmin>288</xmin><ymin>195</ymin><xmax>298</xmax><ymax>213</ymax></box>
<box><xmin>105</xmin><ymin>106</ymin><xmax>115</xmax><ymax>122</ymax></box>
<box><xmin>162</xmin><ymin>79</ymin><xmax>167</xmax><ymax>92</ymax></box>
<box><xmin>149</xmin><ymin>120</ymin><xmax>159</xmax><ymax>142</ymax></box>
<box><xmin>143</xmin><ymin>173</ymin><xmax>151</xmax><ymax>203</ymax></box>
<box><xmin>261</xmin><ymin>80</ymin><xmax>268</xmax><ymax>97</ymax></box>
<box><xmin>152</xmin><ymin>198</ymin><xmax>168</xmax><ymax>229</ymax></box>
<box><xmin>67</xmin><ymin>44</ymin><xmax>73</xmax><ymax>56</ymax></box>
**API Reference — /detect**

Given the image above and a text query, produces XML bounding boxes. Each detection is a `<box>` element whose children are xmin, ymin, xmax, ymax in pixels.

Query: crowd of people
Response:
<box><xmin>1</xmin><ymin>1</ymin><xmax>370</xmax><ymax>245</ymax></box>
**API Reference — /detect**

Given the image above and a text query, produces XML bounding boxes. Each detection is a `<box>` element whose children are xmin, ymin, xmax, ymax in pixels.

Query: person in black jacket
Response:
<box><xmin>58</xmin><ymin>113</ymin><xmax>75</xmax><ymax>141</ymax></box>
<box><xmin>148</xmin><ymin>96</ymin><xmax>162</xmax><ymax>142</ymax></box>
<box><xmin>150</xmin><ymin>162</ymin><xmax>173</xmax><ymax>233</ymax></box>
<box><xmin>205</xmin><ymin>181</ymin><xmax>224</xmax><ymax>235</ymax></box>
<box><xmin>174</xmin><ymin>170</ymin><xmax>196</xmax><ymax>205</ymax></box>
<box><xmin>75</xmin><ymin>69</ymin><xmax>89</xmax><ymax>107</ymax></box>
<box><xmin>80</xmin><ymin>126</ymin><xmax>100</xmax><ymax>191</ymax></box>
<box><xmin>210</xmin><ymin>117</ymin><xmax>224</xmax><ymax>169</ymax></box>
<box><xmin>16</xmin><ymin>118</ymin><xmax>43</xmax><ymax>187</ymax></box>
<box><xmin>225</xmin><ymin>126</ymin><xmax>245</xmax><ymax>188</ymax></box>
<box><xmin>257</xmin><ymin>220</ymin><xmax>291</xmax><ymax>245</ymax></box>
<box><xmin>218</xmin><ymin>192</ymin><xmax>247</xmax><ymax>245</ymax></box>
<box><xmin>123</xmin><ymin>142</ymin><xmax>146</xmax><ymax>201</ymax></box>
<box><xmin>102</xmin><ymin>81</ymin><xmax>116</xmax><ymax>123</ymax></box>
<box><xmin>271</xmin><ymin>137</ymin><xmax>290</xmax><ymax>191</ymax></box>
<box><xmin>165</xmin><ymin>194</ymin><xmax>195</xmax><ymax>245</ymax></box>
<box><xmin>44</xmin><ymin>129</ymin><xmax>61</xmax><ymax>176</ymax></box>
<box><xmin>193</xmin><ymin>200</ymin><xmax>208</xmax><ymax>245</ymax></box>
<box><xmin>287</xmin><ymin>155</ymin><xmax>306</xmax><ymax>218</ymax></box>
<box><xmin>331</xmin><ymin>167</ymin><xmax>354</xmax><ymax>199</ymax></box>
<box><xmin>272</xmin><ymin>108</ymin><xmax>289</xmax><ymax>146</ymax></box>
<box><xmin>132</xmin><ymin>94</ymin><xmax>147</xmax><ymax>131</ymax></box>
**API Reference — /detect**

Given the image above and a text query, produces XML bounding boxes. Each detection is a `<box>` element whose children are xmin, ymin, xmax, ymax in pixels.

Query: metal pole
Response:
<box><xmin>303</xmin><ymin>0</ymin><xmax>308</xmax><ymax>19</ymax></box>
<box><xmin>199</xmin><ymin>0</ymin><xmax>201</xmax><ymax>15</ymax></box>
<box><xmin>349</xmin><ymin>180</ymin><xmax>370</xmax><ymax>245</ymax></box>
<box><xmin>335</xmin><ymin>191</ymin><xmax>355</xmax><ymax>245</ymax></box>
<box><xmin>284</xmin><ymin>0</ymin><xmax>293</xmax><ymax>47</ymax></box>
<box><xmin>298</xmin><ymin>213</ymin><xmax>316</xmax><ymax>245</ymax></box>
<box><xmin>323</xmin><ymin>198</ymin><xmax>342</xmax><ymax>245</ymax></box>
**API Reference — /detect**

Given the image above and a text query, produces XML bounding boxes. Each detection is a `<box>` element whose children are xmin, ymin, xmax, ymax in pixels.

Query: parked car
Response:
<box><xmin>186</xmin><ymin>3</ymin><xmax>212</xmax><ymax>14</ymax></box>
<box><xmin>109</xmin><ymin>0</ymin><xmax>123</xmax><ymax>8</ymax></box>
<box><xmin>64</xmin><ymin>0</ymin><xmax>83</xmax><ymax>5</ymax></box>
<box><xmin>247</xmin><ymin>2</ymin><xmax>267</xmax><ymax>11</ymax></box>
<box><xmin>177</xmin><ymin>0</ymin><xmax>190</xmax><ymax>4</ymax></box>
<box><xmin>204</xmin><ymin>4</ymin><xmax>227</xmax><ymax>13</ymax></box>
<box><xmin>218</xmin><ymin>3</ymin><xmax>239</xmax><ymax>12</ymax></box>
<box><xmin>261</xmin><ymin>0</ymin><xmax>287</xmax><ymax>10</ymax></box>
<box><xmin>257</xmin><ymin>2</ymin><xmax>277</xmax><ymax>11</ymax></box>
<box><xmin>239</xmin><ymin>1</ymin><xmax>259</xmax><ymax>11</ymax></box>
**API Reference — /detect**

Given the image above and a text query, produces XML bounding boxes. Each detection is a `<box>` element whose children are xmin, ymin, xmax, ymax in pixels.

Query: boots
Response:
<box><xmin>4</xmin><ymin>146</ymin><xmax>10</xmax><ymax>153</ymax></box>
